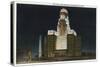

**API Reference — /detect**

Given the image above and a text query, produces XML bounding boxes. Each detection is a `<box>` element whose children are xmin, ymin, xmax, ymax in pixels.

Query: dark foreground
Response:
<box><xmin>17</xmin><ymin>52</ymin><xmax>96</xmax><ymax>64</ymax></box>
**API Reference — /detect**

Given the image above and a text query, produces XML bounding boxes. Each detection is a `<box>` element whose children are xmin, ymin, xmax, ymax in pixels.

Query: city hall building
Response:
<box><xmin>39</xmin><ymin>8</ymin><xmax>81</xmax><ymax>59</ymax></box>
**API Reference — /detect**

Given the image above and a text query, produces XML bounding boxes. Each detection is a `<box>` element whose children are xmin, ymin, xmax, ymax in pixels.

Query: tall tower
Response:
<box><xmin>57</xmin><ymin>8</ymin><xmax>68</xmax><ymax>36</ymax></box>
<box><xmin>56</xmin><ymin>8</ymin><xmax>69</xmax><ymax>50</ymax></box>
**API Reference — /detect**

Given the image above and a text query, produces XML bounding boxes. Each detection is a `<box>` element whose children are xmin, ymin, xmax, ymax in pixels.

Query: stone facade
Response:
<box><xmin>42</xmin><ymin>34</ymin><xmax>81</xmax><ymax>58</ymax></box>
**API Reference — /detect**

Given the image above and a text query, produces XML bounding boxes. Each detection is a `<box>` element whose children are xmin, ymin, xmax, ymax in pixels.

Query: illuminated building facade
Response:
<box><xmin>39</xmin><ymin>8</ymin><xmax>81</xmax><ymax>59</ymax></box>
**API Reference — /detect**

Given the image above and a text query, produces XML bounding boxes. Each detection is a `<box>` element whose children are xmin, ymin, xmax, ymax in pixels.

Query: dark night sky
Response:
<box><xmin>17</xmin><ymin>4</ymin><xmax>96</xmax><ymax>57</ymax></box>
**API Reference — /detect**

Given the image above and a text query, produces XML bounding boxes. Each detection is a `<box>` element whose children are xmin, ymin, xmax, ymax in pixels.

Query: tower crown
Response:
<box><xmin>60</xmin><ymin>8</ymin><xmax>68</xmax><ymax>14</ymax></box>
<box><xmin>60</xmin><ymin>8</ymin><xmax>68</xmax><ymax>19</ymax></box>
